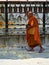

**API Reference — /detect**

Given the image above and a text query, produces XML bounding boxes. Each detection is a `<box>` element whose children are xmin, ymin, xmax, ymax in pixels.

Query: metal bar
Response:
<box><xmin>5</xmin><ymin>3</ymin><xmax>8</xmax><ymax>33</ymax></box>
<box><xmin>43</xmin><ymin>2</ymin><xmax>45</xmax><ymax>43</ymax></box>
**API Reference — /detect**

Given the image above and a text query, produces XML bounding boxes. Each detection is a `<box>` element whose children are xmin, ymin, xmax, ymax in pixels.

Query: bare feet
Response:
<box><xmin>26</xmin><ymin>48</ymin><xmax>34</xmax><ymax>51</ymax></box>
<box><xmin>39</xmin><ymin>48</ymin><xmax>45</xmax><ymax>53</ymax></box>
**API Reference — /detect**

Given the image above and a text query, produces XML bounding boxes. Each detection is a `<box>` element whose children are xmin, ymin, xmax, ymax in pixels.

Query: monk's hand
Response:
<box><xmin>26</xmin><ymin>24</ymin><xmax>30</xmax><ymax>28</ymax></box>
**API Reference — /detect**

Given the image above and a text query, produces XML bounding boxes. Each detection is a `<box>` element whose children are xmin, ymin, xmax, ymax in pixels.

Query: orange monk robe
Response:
<box><xmin>26</xmin><ymin>16</ymin><xmax>41</xmax><ymax>47</ymax></box>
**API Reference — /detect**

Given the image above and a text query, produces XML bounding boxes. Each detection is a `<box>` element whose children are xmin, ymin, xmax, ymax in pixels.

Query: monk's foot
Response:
<box><xmin>26</xmin><ymin>48</ymin><xmax>34</xmax><ymax>51</ymax></box>
<box><xmin>39</xmin><ymin>48</ymin><xmax>45</xmax><ymax>53</ymax></box>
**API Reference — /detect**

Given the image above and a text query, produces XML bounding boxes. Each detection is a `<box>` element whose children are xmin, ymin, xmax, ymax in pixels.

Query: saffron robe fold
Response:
<box><xmin>26</xmin><ymin>16</ymin><xmax>41</xmax><ymax>48</ymax></box>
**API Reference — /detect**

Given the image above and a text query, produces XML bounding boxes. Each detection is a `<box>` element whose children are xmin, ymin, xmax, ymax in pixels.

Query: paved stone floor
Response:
<box><xmin>0</xmin><ymin>44</ymin><xmax>49</xmax><ymax>59</ymax></box>
<box><xmin>0</xmin><ymin>36</ymin><xmax>49</xmax><ymax>60</ymax></box>
<box><xmin>0</xmin><ymin>43</ymin><xmax>49</xmax><ymax>65</ymax></box>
